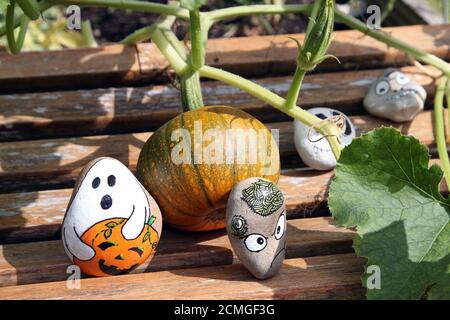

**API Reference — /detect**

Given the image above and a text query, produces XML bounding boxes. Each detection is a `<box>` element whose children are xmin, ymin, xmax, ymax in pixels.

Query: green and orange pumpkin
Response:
<box><xmin>137</xmin><ymin>105</ymin><xmax>280</xmax><ymax>231</ymax></box>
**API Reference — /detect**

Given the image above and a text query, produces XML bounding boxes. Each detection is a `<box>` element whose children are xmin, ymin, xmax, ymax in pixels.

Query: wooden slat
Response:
<box><xmin>1</xmin><ymin>24</ymin><xmax>449</xmax><ymax>92</ymax></box>
<box><xmin>0</xmin><ymin>217</ymin><xmax>354</xmax><ymax>288</ymax></box>
<box><xmin>0</xmin><ymin>253</ymin><xmax>365</xmax><ymax>300</ymax></box>
<box><xmin>0</xmin><ymin>169</ymin><xmax>335</xmax><ymax>243</ymax></box>
<box><xmin>1</xmin><ymin>158</ymin><xmax>444</xmax><ymax>245</ymax></box>
<box><xmin>0</xmin><ymin>110</ymin><xmax>439</xmax><ymax>192</ymax></box>
<box><xmin>0</xmin><ymin>65</ymin><xmax>439</xmax><ymax>141</ymax></box>
<box><xmin>0</xmin><ymin>45</ymin><xmax>141</xmax><ymax>92</ymax></box>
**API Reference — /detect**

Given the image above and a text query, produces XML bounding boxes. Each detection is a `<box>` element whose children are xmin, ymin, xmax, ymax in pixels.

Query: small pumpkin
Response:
<box><xmin>74</xmin><ymin>217</ymin><xmax>159</xmax><ymax>277</ymax></box>
<box><xmin>137</xmin><ymin>105</ymin><xmax>280</xmax><ymax>231</ymax></box>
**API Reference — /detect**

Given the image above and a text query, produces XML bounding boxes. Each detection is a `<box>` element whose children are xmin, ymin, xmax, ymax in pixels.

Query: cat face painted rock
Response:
<box><xmin>61</xmin><ymin>157</ymin><xmax>162</xmax><ymax>277</ymax></box>
<box><xmin>364</xmin><ymin>68</ymin><xmax>427</xmax><ymax>122</ymax></box>
<box><xmin>293</xmin><ymin>107</ymin><xmax>356</xmax><ymax>171</ymax></box>
<box><xmin>226</xmin><ymin>178</ymin><xmax>286</xmax><ymax>279</ymax></box>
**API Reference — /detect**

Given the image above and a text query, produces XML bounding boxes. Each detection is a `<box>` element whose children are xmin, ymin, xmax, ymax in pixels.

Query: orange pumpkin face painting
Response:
<box><xmin>74</xmin><ymin>217</ymin><xmax>159</xmax><ymax>277</ymax></box>
<box><xmin>62</xmin><ymin>157</ymin><xmax>162</xmax><ymax>277</ymax></box>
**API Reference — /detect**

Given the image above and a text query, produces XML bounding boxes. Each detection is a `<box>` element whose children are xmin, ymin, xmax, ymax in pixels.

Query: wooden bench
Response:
<box><xmin>0</xmin><ymin>24</ymin><xmax>448</xmax><ymax>300</ymax></box>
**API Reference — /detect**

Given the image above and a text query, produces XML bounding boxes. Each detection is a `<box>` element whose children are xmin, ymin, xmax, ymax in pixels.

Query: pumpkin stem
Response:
<box><xmin>180</xmin><ymin>69</ymin><xmax>204</xmax><ymax>111</ymax></box>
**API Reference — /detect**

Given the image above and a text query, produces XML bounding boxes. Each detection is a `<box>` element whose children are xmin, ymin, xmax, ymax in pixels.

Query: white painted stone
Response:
<box><xmin>293</xmin><ymin>107</ymin><xmax>356</xmax><ymax>171</ymax></box>
<box><xmin>61</xmin><ymin>157</ymin><xmax>162</xmax><ymax>276</ymax></box>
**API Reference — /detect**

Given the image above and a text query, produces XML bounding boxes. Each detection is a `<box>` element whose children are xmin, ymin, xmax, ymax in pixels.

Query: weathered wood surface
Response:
<box><xmin>0</xmin><ymin>157</ymin><xmax>443</xmax><ymax>245</ymax></box>
<box><xmin>0</xmin><ymin>65</ymin><xmax>439</xmax><ymax>141</ymax></box>
<box><xmin>0</xmin><ymin>168</ymin><xmax>335</xmax><ymax>243</ymax></box>
<box><xmin>0</xmin><ymin>217</ymin><xmax>354</xmax><ymax>288</ymax></box>
<box><xmin>1</xmin><ymin>24</ymin><xmax>449</xmax><ymax>92</ymax></box>
<box><xmin>0</xmin><ymin>110</ymin><xmax>439</xmax><ymax>192</ymax></box>
<box><xmin>0</xmin><ymin>253</ymin><xmax>365</xmax><ymax>300</ymax></box>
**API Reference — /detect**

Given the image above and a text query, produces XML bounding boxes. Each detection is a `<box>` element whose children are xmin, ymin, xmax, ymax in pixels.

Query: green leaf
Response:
<box><xmin>142</xmin><ymin>231</ymin><xmax>150</xmax><ymax>243</ymax></box>
<box><xmin>148</xmin><ymin>215</ymin><xmax>156</xmax><ymax>226</ymax></box>
<box><xmin>179</xmin><ymin>0</ymin><xmax>206</xmax><ymax>11</ymax></box>
<box><xmin>329</xmin><ymin>127</ymin><xmax>450</xmax><ymax>300</ymax></box>
<box><xmin>104</xmin><ymin>228</ymin><xmax>112</xmax><ymax>239</ymax></box>
<box><xmin>105</xmin><ymin>221</ymin><xmax>119</xmax><ymax>228</ymax></box>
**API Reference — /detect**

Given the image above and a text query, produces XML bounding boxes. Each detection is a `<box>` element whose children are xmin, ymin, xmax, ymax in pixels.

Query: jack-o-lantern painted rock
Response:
<box><xmin>226</xmin><ymin>177</ymin><xmax>286</xmax><ymax>279</ymax></box>
<box><xmin>137</xmin><ymin>105</ymin><xmax>280</xmax><ymax>232</ymax></box>
<box><xmin>62</xmin><ymin>157</ymin><xmax>162</xmax><ymax>277</ymax></box>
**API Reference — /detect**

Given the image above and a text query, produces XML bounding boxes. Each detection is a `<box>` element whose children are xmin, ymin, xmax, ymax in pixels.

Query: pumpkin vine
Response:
<box><xmin>2</xmin><ymin>0</ymin><xmax>450</xmax><ymax>171</ymax></box>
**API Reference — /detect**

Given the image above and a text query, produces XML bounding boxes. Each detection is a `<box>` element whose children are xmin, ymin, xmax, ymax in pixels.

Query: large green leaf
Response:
<box><xmin>329</xmin><ymin>127</ymin><xmax>450</xmax><ymax>299</ymax></box>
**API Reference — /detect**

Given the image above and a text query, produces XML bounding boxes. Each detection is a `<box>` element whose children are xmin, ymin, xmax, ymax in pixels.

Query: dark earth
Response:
<box><xmin>82</xmin><ymin>0</ymin><xmax>314</xmax><ymax>44</ymax></box>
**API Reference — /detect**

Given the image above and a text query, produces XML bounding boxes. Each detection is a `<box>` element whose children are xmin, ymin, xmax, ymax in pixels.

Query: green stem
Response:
<box><xmin>207</xmin><ymin>4</ymin><xmax>311</xmax><ymax>22</ymax></box>
<box><xmin>150</xmin><ymin>28</ymin><xmax>188</xmax><ymax>75</ymax></box>
<box><xmin>380</xmin><ymin>0</ymin><xmax>397</xmax><ymax>23</ymax></box>
<box><xmin>46</xmin><ymin>0</ymin><xmax>190</xmax><ymax>19</ymax></box>
<box><xmin>121</xmin><ymin>26</ymin><xmax>155</xmax><ymax>45</ymax></box>
<box><xmin>334</xmin><ymin>9</ymin><xmax>450</xmax><ymax>76</ymax></box>
<box><xmin>6</xmin><ymin>1</ymin><xmax>29</xmax><ymax>54</ymax></box>
<box><xmin>80</xmin><ymin>20</ymin><xmax>98</xmax><ymax>48</ymax></box>
<box><xmin>189</xmin><ymin>10</ymin><xmax>205</xmax><ymax>70</ymax></box>
<box><xmin>284</xmin><ymin>67</ymin><xmax>306</xmax><ymax>109</ymax></box>
<box><xmin>180</xmin><ymin>70</ymin><xmax>204</xmax><ymax>111</ymax></box>
<box><xmin>121</xmin><ymin>0</ymin><xmax>180</xmax><ymax>45</ymax></box>
<box><xmin>199</xmin><ymin>65</ymin><xmax>342</xmax><ymax>160</ymax></box>
<box><xmin>434</xmin><ymin>77</ymin><xmax>450</xmax><ymax>189</ymax></box>
<box><xmin>447</xmin><ymin>82</ymin><xmax>450</xmax><ymax>143</ymax></box>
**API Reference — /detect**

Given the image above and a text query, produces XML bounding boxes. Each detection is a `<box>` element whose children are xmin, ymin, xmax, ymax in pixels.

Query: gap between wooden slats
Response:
<box><xmin>0</xmin><ymin>24</ymin><xmax>449</xmax><ymax>92</ymax></box>
<box><xmin>0</xmin><ymin>65</ymin><xmax>440</xmax><ymax>142</ymax></box>
<box><xmin>0</xmin><ymin>110</ymin><xmax>442</xmax><ymax>193</ymax></box>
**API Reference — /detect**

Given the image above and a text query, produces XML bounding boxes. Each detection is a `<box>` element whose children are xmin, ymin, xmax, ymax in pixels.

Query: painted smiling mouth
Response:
<box><xmin>312</xmin><ymin>144</ymin><xmax>331</xmax><ymax>153</ymax></box>
<box><xmin>388</xmin><ymin>89</ymin><xmax>424</xmax><ymax>102</ymax></box>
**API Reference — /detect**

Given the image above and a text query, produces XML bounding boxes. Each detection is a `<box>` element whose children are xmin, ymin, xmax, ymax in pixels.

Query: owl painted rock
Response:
<box><xmin>226</xmin><ymin>177</ymin><xmax>286</xmax><ymax>279</ymax></box>
<box><xmin>294</xmin><ymin>107</ymin><xmax>356</xmax><ymax>171</ymax></box>
<box><xmin>61</xmin><ymin>157</ymin><xmax>162</xmax><ymax>277</ymax></box>
<box><xmin>364</xmin><ymin>68</ymin><xmax>427</xmax><ymax>122</ymax></box>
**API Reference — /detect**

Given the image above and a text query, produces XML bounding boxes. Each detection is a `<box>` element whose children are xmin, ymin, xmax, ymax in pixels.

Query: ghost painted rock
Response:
<box><xmin>364</xmin><ymin>68</ymin><xmax>427</xmax><ymax>122</ymax></box>
<box><xmin>293</xmin><ymin>107</ymin><xmax>356</xmax><ymax>171</ymax></box>
<box><xmin>61</xmin><ymin>157</ymin><xmax>162</xmax><ymax>277</ymax></box>
<box><xmin>226</xmin><ymin>177</ymin><xmax>286</xmax><ymax>279</ymax></box>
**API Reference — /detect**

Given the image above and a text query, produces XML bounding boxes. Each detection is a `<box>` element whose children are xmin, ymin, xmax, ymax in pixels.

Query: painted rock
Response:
<box><xmin>364</xmin><ymin>68</ymin><xmax>427</xmax><ymax>122</ymax></box>
<box><xmin>293</xmin><ymin>107</ymin><xmax>356</xmax><ymax>171</ymax></box>
<box><xmin>226</xmin><ymin>177</ymin><xmax>286</xmax><ymax>279</ymax></box>
<box><xmin>61</xmin><ymin>157</ymin><xmax>162</xmax><ymax>277</ymax></box>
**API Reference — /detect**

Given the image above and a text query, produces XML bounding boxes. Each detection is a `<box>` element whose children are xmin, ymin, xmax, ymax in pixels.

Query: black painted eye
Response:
<box><xmin>244</xmin><ymin>234</ymin><xmax>267</xmax><ymax>252</ymax></box>
<box><xmin>92</xmin><ymin>177</ymin><xmax>100</xmax><ymax>189</ymax></box>
<box><xmin>315</xmin><ymin>113</ymin><xmax>327</xmax><ymax>120</ymax></box>
<box><xmin>108</xmin><ymin>175</ymin><xmax>116</xmax><ymax>187</ymax></box>
<box><xmin>344</xmin><ymin>120</ymin><xmax>352</xmax><ymax>135</ymax></box>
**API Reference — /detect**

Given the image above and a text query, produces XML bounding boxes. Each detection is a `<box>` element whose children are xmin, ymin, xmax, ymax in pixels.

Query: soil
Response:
<box><xmin>81</xmin><ymin>0</ymin><xmax>314</xmax><ymax>44</ymax></box>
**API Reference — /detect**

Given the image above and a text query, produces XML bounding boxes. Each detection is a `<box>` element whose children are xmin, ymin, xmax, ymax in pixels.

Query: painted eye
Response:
<box><xmin>92</xmin><ymin>177</ymin><xmax>100</xmax><ymax>189</ymax></box>
<box><xmin>244</xmin><ymin>234</ymin><xmax>267</xmax><ymax>252</ymax></box>
<box><xmin>274</xmin><ymin>214</ymin><xmax>286</xmax><ymax>240</ymax></box>
<box><xmin>396</xmin><ymin>73</ymin><xmax>410</xmax><ymax>85</ymax></box>
<box><xmin>375</xmin><ymin>81</ymin><xmax>390</xmax><ymax>95</ymax></box>
<box><xmin>315</xmin><ymin>113</ymin><xmax>327</xmax><ymax>120</ymax></box>
<box><xmin>108</xmin><ymin>175</ymin><xmax>116</xmax><ymax>187</ymax></box>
